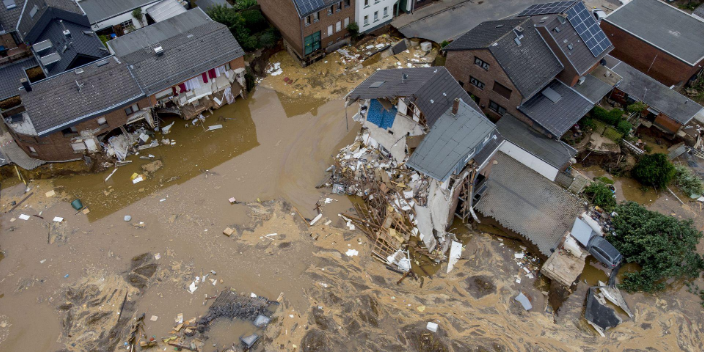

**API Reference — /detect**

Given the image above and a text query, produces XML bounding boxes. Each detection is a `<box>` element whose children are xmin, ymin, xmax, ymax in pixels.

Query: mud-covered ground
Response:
<box><xmin>1</xmin><ymin>58</ymin><xmax>703</xmax><ymax>351</ymax></box>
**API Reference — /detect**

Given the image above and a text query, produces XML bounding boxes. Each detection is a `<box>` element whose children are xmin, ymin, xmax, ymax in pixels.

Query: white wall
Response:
<box><xmin>356</xmin><ymin>0</ymin><xmax>397</xmax><ymax>32</ymax></box>
<box><xmin>88</xmin><ymin>2</ymin><xmax>159</xmax><ymax>32</ymax></box>
<box><xmin>499</xmin><ymin>141</ymin><xmax>559</xmax><ymax>181</ymax></box>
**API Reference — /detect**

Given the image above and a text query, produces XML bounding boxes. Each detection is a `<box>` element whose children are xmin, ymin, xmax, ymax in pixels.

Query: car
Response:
<box><xmin>587</xmin><ymin>236</ymin><xmax>622</xmax><ymax>269</ymax></box>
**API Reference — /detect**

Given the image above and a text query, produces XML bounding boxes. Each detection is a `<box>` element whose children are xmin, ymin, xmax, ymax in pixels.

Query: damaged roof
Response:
<box><xmin>475</xmin><ymin>152</ymin><xmax>581</xmax><ymax>256</ymax></box>
<box><xmin>604</xmin><ymin>0</ymin><xmax>704</xmax><ymax>66</ymax></box>
<box><xmin>347</xmin><ymin>67</ymin><xmax>481</xmax><ymax>128</ymax></box>
<box><xmin>109</xmin><ymin>8</ymin><xmax>244</xmax><ymax>95</ymax></box>
<box><xmin>495</xmin><ymin>114</ymin><xmax>576</xmax><ymax>169</ymax></box>
<box><xmin>444</xmin><ymin>18</ymin><xmax>563</xmax><ymax>99</ymax></box>
<box><xmin>612</xmin><ymin>61</ymin><xmax>703</xmax><ymax>124</ymax></box>
<box><xmin>20</xmin><ymin>56</ymin><xmax>144</xmax><ymax>136</ymax></box>
<box><xmin>407</xmin><ymin>99</ymin><xmax>498</xmax><ymax>181</ymax></box>
<box><xmin>519</xmin><ymin>79</ymin><xmax>594</xmax><ymax>137</ymax></box>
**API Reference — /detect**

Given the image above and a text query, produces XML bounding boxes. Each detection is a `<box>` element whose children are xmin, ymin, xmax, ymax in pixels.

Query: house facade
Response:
<box><xmin>3</xmin><ymin>8</ymin><xmax>246</xmax><ymax>163</ymax></box>
<box><xmin>444</xmin><ymin>1</ymin><xmax>616</xmax><ymax>140</ymax></box>
<box><xmin>259</xmin><ymin>0</ymin><xmax>354</xmax><ymax>66</ymax></box>
<box><xmin>601</xmin><ymin>0</ymin><xmax>704</xmax><ymax>87</ymax></box>
<box><xmin>355</xmin><ymin>0</ymin><xmax>396</xmax><ymax>33</ymax></box>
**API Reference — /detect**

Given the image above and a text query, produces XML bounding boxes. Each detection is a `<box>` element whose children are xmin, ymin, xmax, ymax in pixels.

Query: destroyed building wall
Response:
<box><xmin>10</xmin><ymin>97</ymin><xmax>152</xmax><ymax>161</ymax></box>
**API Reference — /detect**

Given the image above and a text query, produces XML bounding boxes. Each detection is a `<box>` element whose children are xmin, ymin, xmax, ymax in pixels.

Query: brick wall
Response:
<box><xmin>536</xmin><ymin>27</ymin><xmax>580</xmax><ymax>86</ymax></box>
<box><xmin>13</xmin><ymin>97</ymin><xmax>151</xmax><ymax>161</ymax></box>
<box><xmin>601</xmin><ymin>21</ymin><xmax>702</xmax><ymax>87</ymax></box>
<box><xmin>301</xmin><ymin>1</ymin><xmax>355</xmax><ymax>54</ymax></box>
<box><xmin>445</xmin><ymin>49</ymin><xmax>529</xmax><ymax>124</ymax></box>
<box><xmin>259</xmin><ymin>0</ymin><xmax>303</xmax><ymax>56</ymax></box>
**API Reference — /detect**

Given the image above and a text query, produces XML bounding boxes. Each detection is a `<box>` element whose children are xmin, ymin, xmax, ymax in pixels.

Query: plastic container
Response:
<box><xmin>71</xmin><ymin>199</ymin><xmax>83</xmax><ymax>210</ymax></box>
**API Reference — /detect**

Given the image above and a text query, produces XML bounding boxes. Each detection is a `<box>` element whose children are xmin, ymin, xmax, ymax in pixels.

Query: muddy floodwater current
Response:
<box><xmin>0</xmin><ymin>88</ymin><xmax>702</xmax><ymax>351</ymax></box>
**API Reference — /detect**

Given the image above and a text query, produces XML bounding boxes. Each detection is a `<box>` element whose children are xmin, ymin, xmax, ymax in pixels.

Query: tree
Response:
<box><xmin>674</xmin><ymin>164</ymin><xmax>704</xmax><ymax>196</ymax></box>
<box><xmin>631</xmin><ymin>153</ymin><xmax>675</xmax><ymax>189</ymax></box>
<box><xmin>208</xmin><ymin>5</ymin><xmax>257</xmax><ymax>51</ymax></box>
<box><xmin>626</xmin><ymin>101</ymin><xmax>647</xmax><ymax>114</ymax></box>
<box><xmin>346</xmin><ymin>22</ymin><xmax>360</xmax><ymax>40</ymax></box>
<box><xmin>584</xmin><ymin>181</ymin><xmax>616</xmax><ymax>211</ymax></box>
<box><xmin>132</xmin><ymin>8</ymin><xmax>143</xmax><ymax>26</ymax></box>
<box><xmin>609</xmin><ymin>202</ymin><xmax>703</xmax><ymax>292</ymax></box>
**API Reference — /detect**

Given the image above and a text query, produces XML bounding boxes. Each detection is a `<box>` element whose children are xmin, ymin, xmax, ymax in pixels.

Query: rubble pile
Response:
<box><xmin>337</xmin><ymin>35</ymin><xmax>436</xmax><ymax>71</ymax></box>
<box><xmin>325</xmin><ymin>131</ymin><xmax>450</xmax><ymax>267</ymax></box>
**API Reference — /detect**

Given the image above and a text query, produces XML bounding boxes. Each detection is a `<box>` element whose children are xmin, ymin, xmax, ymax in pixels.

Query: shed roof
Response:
<box><xmin>347</xmin><ymin>67</ymin><xmax>481</xmax><ymax>128</ymax></box>
<box><xmin>0</xmin><ymin>57</ymin><xmax>37</xmax><ymax>101</ymax></box>
<box><xmin>475</xmin><ymin>151</ymin><xmax>581</xmax><ymax>256</ymax></box>
<box><xmin>20</xmin><ymin>56</ymin><xmax>144</xmax><ymax>136</ymax></box>
<box><xmin>612</xmin><ymin>60</ymin><xmax>703</xmax><ymax>124</ymax></box>
<box><xmin>109</xmin><ymin>8</ymin><xmax>244</xmax><ymax>95</ymax></box>
<box><xmin>79</xmin><ymin>0</ymin><xmax>159</xmax><ymax>24</ymax></box>
<box><xmin>495</xmin><ymin>113</ymin><xmax>576</xmax><ymax>168</ymax></box>
<box><xmin>406</xmin><ymin>99</ymin><xmax>497</xmax><ymax>181</ymax></box>
<box><xmin>146</xmin><ymin>0</ymin><xmax>186</xmax><ymax>22</ymax></box>
<box><xmin>604</xmin><ymin>0</ymin><xmax>704</xmax><ymax>66</ymax></box>
<box><xmin>445</xmin><ymin>18</ymin><xmax>563</xmax><ymax>99</ymax></box>
<box><xmin>519</xmin><ymin>79</ymin><xmax>593</xmax><ymax>137</ymax></box>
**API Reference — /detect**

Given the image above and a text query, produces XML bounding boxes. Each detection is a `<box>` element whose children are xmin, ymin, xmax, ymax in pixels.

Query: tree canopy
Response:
<box><xmin>584</xmin><ymin>181</ymin><xmax>616</xmax><ymax>211</ymax></box>
<box><xmin>631</xmin><ymin>153</ymin><xmax>675</xmax><ymax>189</ymax></box>
<box><xmin>609</xmin><ymin>202</ymin><xmax>703</xmax><ymax>292</ymax></box>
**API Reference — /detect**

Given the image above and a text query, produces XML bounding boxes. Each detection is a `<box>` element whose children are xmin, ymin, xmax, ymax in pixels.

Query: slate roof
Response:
<box><xmin>291</xmin><ymin>0</ymin><xmax>338</xmax><ymax>18</ymax></box>
<box><xmin>347</xmin><ymin>67</ymin><xmax>482</xmax><ymax>128</ymax></box>
<box><xmin>20</xmin><ymin>56</ymin><xmax>144</xmax><ymax>136</ymax></box>
<box><xmin>34</xmin><ymin>18</ymin><xmax>109</xmax><ymax>76</ymax></box>
<box><xmin>146</xmin><ymin>0</ymin><xmax>186</xmax><ymax>23</ymax></box>
<box><xmin>612</xmin><ymin>61</ymin><xmax>703</xmax><ymax>124</ymax></box>
<box><xmin>17</xmin><ymin>0</ymin><xmax>85</xmax><ymax>42</ymax></box>
<box><xmin>533</xmin><ymin>14</ymin><xmax>613</xmax><ymax>76</ymax></box>
<box><xmin>79</xmin><ymin>0</ymin><xmax>159</xmax><ymax>24</ymax></box>
<box><xmin>496</xmin><ymin>113</ymin><xmax>576</xmax><ymax>168</ymax></box>
<box><xmin>475</xmin><ymin>151</ymin><xmax>581</xmax><ymax>256</ymax></box>
<box><xmin>604</xmin><ymin>0</ymin><xmax>704</xmax><ymax>65</ymax></box>
<box><xmin>0</xmin><ymin>0</ymin><xmax>22</xmax><ymax>32</ymax></box>
<box><xmin>407</xmin><ymin>99</ymin><xmax>498</xmax><ymax>181</ymax></box>
<box><xmin>0</xmin><ymin>57</ymin><xmax>37</xmax><ymax>101</ymax></box>
<box><xmin>109</xmin><ymin>8</ymin><xmax>244</xmax><ymax>95</ymax></box>
<box><xmin>445</xmin><ymin>18</ymin><xmax>563</xmax><ymax>100</ymax></box>
<box><xmin>519</xmin><ymin>79</ymin><xmax>593</xmax><ymax>137</ymax></box>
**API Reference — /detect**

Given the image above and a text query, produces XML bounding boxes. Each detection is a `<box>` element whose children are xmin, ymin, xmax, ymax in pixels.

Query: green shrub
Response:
<box><xmin>233</xmin><ymin>0</ymin><xmax>257</xmax><ymax>10</ymax></box>
<box><xmin>579</xmin><ymin>116</ymin><xmax>596</xmax><ymax>131</ymax></box>
<box><xmin>592</xmin><ymin>106</ymin><xmax>624</xmax><ymax>126</ymax></box>
<box><xmin>674</xmin><ymin>164</ymin><xmax>704</xmax><ymax>196</ymax></box>
<box><xmin>631</xmin><ymin>153</ymin><xmax>675</xmax><ymax>189</ymax></box>
<box><xmin>616</xmin><ymin>119</ymin><xmax>632</xmax><ymax>135</ymax></box>
<box><xmin>242</xmin><ymin>9</ymin><xmax>267</xmax><ymax>33</ymax></box>
<box><xmin>644</xmin><ymin>145</ymin><xmax>653</xmax><ymax>153</ymax></box>
<box><xmin>626</xmin><ymin>101</ymin><xmax>647</xmax><ymax>114</ymax></box>
<box><xmin>603</xmin><ymin>126</ymin><xmax>623</xmax><ymax>142</ymax></box>
<box><xmin>584</xmin><ymin>181</ymin><xmax>616</xmax><ymax>210</ymax></box>
<box><xmin>610</xmin><ymin>202</ymin><xmax>704</xmax><ymax>292</ymax></box>
<box><xmin>208</xmin><ymin>5</ymin><xmax>258</xmax><ymax>51</ymax></box>
<box><xmin>440</xmin><ymin>40</ymin><xmax>450</xmax><ymax>48</ymax></box>
<box><xmin>595</xmin><ymin>176</ymin><xmax>614</xmax><ymax>184</ymax></box>
<box><xmin>346</xmin><ymin>22</ymin><xmax>360</xmax><ymax>40</ymax></box>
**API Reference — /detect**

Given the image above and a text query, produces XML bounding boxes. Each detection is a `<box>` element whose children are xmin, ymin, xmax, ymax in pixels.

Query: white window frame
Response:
<box><xmin>344</xmin><ymin>17</ymin><xmax>349</xmax><ymax>28</ymax></box>
<box><xmin>327</xmin><ymin>25</ymin><xmax>333</xmax><ymax>37</ymax></box>
<box><xmin>336</xmin><ymin>21</ymin><xmax>341</xmax><ymax>32</ymax></box>
<box><xmin>364</xmin><ymin>15</ymin><xmax>369</xmax><ymax>26</ymax></box>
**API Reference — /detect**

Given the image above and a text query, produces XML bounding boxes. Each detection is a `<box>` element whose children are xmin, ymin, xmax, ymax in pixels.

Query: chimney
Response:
<box><xmin>154</xmin><ymin>46</ymin><xmax>164</xmax><ymax>56</ymax></box>
<box><xmin>452</xmin><ymin>98</ymin><xmax>460</xmax><ymax>115</ymax></box>
<box><xmin>20</xmin><ymin>78</ymin><xmax>31</xmax><ymax>92</ymax></box>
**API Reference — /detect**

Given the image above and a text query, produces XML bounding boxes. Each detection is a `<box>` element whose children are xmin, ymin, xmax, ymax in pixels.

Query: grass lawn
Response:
<box><xmin>593</xmin><ymin>120</ymin><xmax>623</xmax><ymax>142</ymax></box>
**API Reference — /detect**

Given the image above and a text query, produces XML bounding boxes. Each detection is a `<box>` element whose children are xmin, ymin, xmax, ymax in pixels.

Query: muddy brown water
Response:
<box><xmin>0</xmin><ymin>87</ymin><xmax>703</xmax><ymax>351</ymax></box>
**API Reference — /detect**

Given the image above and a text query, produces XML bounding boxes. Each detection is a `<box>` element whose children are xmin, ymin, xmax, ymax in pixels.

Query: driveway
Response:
<box><xmin>394</xmin><ymin>0</ymin><xmax>621</xmax><ymax>43</ymax></box>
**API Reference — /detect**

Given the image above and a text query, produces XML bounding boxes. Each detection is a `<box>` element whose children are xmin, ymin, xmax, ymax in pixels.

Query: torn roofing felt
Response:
<box><xmin>475</xmin><ymin>152</ymin><xmax>581</xmax><ymax>256</ymax></box>
<box><xmin>406</xmin><ymin>99</ymin><xmax>497</xmax><ymax>181</ymax></box>
<box><xmin>346</xmin><ymin>67</ymin><xmax>481</xmax><ymax>128</ymax></box>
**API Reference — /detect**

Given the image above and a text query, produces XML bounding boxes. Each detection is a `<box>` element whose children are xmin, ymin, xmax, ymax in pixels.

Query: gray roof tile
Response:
<box><xmin>446</xmin><ymin>18</ymin><xmax>564</xmax><ymax>99</ymax></box>
<box><xmin>146</xmin><ymin>0</ymin><xmax>187</xmax><ymax>23</ymax></box>
<box><xmin>17</xmin><ymin>0</ymin><xmax>85</xmax><ymax>42</ymax></box>
<box><xmin>496</xmin><ymin>113</ymin><xmax>576</xmax><ymax>168</ymax></box>
<box><xmin>79</xmin><ymin>0</ymin><xmax>160</xmax><ymax>24</ymax></box>
<box><xmin>34</xmin><ymin>18</ymin><xmax>109</xmax><ymax>76</ymax></box>
<box><xmin>612</xmin><ymin>61</ymin><xmax>703</xmax><ymax>124</ymax></box>
<box><xmin>347</xmin><ymin>67</ymin><xmax>481</xmax><ymax>128</ymax></box>
<box><xmin>407</xmin><ymin>99</ymin><xmax>498</xmax><ymax>181</ymax></box>
<box><xmin>604</xmin><ymin>0</ymin><xmax>704</xmax><ymax>65</ymax></box>
<box><xmin>0</xmin><ymin>57</ymin><xmax>37</xmax><ymax>100</ymax></box>
<box><xmin>20</xmin><ymin>56</ymin><xmax>144</xmax><ymax>136</ymax></box>
<box><xmin>475</xmin><ymin>151</ymin><xmax>581</xmax><ymax>256</ymax></box>
<box><xmin>109</xmin><ymin>9</ymin><xmax>244</xmax><ymax>95</ymax></box>
<box><xmin>572</xmin><ymin>72</ymin><xmax>613</xmax><ymax>104</ymax></box>
<box><xmin>519</xmin><ymin>79</ymin><xmax>593</xmax><ymax>137</ymax></box>
<box><xmin>0</xmin><ymin>0</ymin><xmax>22</xmax><ymax>31</ymax></box>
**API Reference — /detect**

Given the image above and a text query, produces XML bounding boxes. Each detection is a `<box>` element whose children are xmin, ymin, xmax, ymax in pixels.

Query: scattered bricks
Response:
<box><xmin>223</xmin><ymin>227</ymin><xmax>234</xmax><ymax>236</ymax></box>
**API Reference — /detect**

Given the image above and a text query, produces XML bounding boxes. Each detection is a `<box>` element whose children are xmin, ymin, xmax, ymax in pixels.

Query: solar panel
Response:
<box><xmin>566</xmin><ymin>2</ymin><xmax>612</xmax><ymax>57</ymax></box>
<box><xmin>294</xmin><ymin>0</ymin><xmax>327</xmax><ymax>17</ymax></box>
<box><xmin>517</xmin><ymin>1</ymin><xmax>577</xmax><ymax>17</ymax></box>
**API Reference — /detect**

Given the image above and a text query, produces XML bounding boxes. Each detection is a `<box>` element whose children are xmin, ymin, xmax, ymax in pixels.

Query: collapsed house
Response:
<box><xmin>338</xmin><ymin>67</ymin><xmax>502</xmax><ymax>259</ymax></box>
<box><xmin>1</xmin><ymin>8</ymin><xmax>246</xmax><ymax>164</ymax></box>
